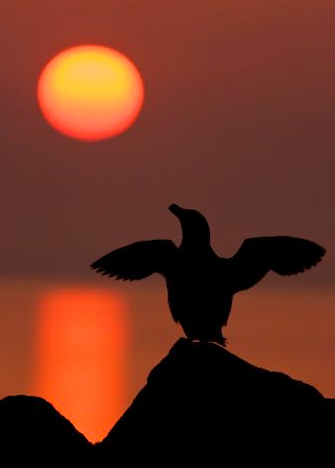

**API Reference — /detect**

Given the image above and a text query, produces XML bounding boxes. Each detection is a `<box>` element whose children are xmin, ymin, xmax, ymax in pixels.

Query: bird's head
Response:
<box><xmin>169</xmin><ymin>204</ymin><xmax>211</xmax><ymax>248</ymax></box>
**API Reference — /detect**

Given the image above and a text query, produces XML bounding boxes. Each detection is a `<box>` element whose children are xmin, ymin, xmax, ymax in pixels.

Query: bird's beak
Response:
<box><xmin>169</xmin><ymin>204</ymin><xmax>185</xmax><ymax>218</ymax></box>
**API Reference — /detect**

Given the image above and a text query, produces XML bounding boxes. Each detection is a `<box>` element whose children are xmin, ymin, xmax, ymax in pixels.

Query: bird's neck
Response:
<box><xmin>180</xmin><ymin>237</ymin><xmax>212</xmax><ymax>253</ymax></box>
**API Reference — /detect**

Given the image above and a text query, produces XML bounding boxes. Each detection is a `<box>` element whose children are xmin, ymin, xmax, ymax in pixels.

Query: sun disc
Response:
<box><xmin>37</xmin><ymin>45</ymin><xmax>144</xmax><ymax>141</ymax></box>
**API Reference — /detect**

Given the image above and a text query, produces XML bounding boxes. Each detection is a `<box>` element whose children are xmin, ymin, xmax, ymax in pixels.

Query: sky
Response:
<box><xmin>0</xmin><ymin>0</ymin><xmax>334</xmax><ymax>442</ymax></box>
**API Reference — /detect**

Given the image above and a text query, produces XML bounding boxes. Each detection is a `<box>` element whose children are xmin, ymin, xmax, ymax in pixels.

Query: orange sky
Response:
<box><xmin>0</xmin><ymin>0</ymin><xmax>334</xmax><ymax>442</ymax></box>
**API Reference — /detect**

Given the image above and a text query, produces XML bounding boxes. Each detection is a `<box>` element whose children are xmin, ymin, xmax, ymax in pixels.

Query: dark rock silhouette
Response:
<box><xmin>91</xmin><ymin>204</ymin><xmax>326</xmax><ymax>345</ymax></box>
<box><xmin>96</xmin><ymin>339</ymin><xmax>334</xmax><ymax>465</ymax></box>
<box><xmin>0</xmin><ymin>340</ymin><xmax>334</xmax><ymax>464</ymax></box>
<box><xmin>0</xmin><ymin>395</ymin><xmax>93</xmax><ymax>464</ymax></box>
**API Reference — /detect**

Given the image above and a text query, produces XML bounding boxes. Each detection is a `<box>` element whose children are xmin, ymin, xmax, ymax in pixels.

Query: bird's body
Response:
<box><xmin>91</xmin><ymin>204</ymin><xmax>326</xmax><ymax>346</ymax></box>
<box><xmin>164</xmin><ymin>249</ymin><xmax>232</xmax><ymax>344</ymax></box>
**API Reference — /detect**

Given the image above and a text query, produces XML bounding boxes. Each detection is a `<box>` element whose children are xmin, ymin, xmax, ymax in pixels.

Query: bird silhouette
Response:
<box><xmin>91</xmin><ymin>204</ymin><xmax>326</xmax><ymax>346</ymax></box>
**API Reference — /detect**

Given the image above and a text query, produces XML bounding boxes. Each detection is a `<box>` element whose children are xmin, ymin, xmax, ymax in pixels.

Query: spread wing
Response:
<box><xmin>91</xmin><ymin>239</ymin><xmax>178</xmax><ymax>281</ymax></box>
<box><xmin>228</xmin><ymin>236</ymin><xmax>326</xmax><ymax>293</ymax></box>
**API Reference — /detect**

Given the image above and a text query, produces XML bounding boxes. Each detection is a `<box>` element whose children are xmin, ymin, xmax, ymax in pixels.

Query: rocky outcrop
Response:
<box><xmin>0</xmin><ymin>395</ymin><xmax>93</xmax><ymax>464</ymax></box>
<box><xmin>1</xmin><ymin>339</ymin><xmax>334</xmax><ymax>465</ymax></box>
<box><xmin>97</xmin><ymin>338</ymin><xmax>335</xmax><ymax>464</ymax></box>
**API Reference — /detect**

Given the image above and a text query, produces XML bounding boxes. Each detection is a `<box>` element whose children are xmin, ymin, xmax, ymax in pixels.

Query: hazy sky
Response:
<box><xmin>0</xmin><ymin>0</ymin><xmax>333</xmax><ymax>280</ymax></box>
<box><xmin>0</xmin><ymin>0</ymin><xmax>334</xmax><ymax>441</ymax></box>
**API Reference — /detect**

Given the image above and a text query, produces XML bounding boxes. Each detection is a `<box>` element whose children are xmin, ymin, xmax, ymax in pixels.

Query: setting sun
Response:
<box><xmin>37</xmin><ymin>45</ymin><xmax>144</xmax><ymax>141</ymax></box>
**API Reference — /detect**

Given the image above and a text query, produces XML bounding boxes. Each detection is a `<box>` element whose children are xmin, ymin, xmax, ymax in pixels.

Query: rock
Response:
<box><xmin>97</xmin><ymin>338</ymin><xmax>334</xmax><ymax>464</ymax></box>
<box><xmin>1</xmin><ymin>339</ymin><xmax>334</xmax><ymax>465</ymax></box>
<box><xmin>0</xmin><ymin>395</ymin><xmax>93</xmax><ymax>464</ymax></box>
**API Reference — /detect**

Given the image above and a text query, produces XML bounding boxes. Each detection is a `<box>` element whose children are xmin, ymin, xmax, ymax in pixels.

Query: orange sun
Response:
<box><xmin>37</xmin><ymin>45</ymin><xmax>144</xmax><ymax>141</ymax></box>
